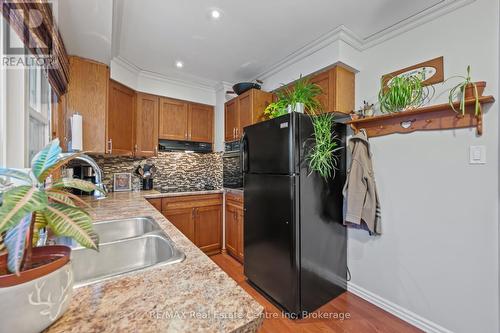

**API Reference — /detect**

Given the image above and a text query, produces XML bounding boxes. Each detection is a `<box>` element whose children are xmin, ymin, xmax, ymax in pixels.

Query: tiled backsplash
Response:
<box><xmin>90</xmin><ymin>152</ymin><xmax>223</xmax><ymax>192</ymax></box>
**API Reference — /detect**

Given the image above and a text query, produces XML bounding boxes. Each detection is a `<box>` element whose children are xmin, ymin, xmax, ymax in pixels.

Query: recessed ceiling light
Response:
<box><xmin>211</xmin><ymin>9</ymin><xmax>221</xmax><ymax>19</ymax></box>
<box><xmin>175</xmin><ymin>61</ymin><xmax>184</xmax><ymax>68</ymax></box>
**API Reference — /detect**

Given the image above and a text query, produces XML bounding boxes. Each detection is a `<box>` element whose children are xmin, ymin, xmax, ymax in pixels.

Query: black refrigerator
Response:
<box><xmin>242</xmin><ymin>112</ymin><xmax>347</xmax><ymax>317</ymax></box>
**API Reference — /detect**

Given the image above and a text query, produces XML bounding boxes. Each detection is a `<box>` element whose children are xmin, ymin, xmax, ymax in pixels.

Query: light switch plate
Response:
<box><xmin>469</xmin><ymin>145</ymin><xmax>486</xmax><ymax>164</ymax></box>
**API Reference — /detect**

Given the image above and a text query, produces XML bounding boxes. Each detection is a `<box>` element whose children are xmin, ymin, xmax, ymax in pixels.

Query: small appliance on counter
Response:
<box><xmin>159</xmin><ymin>140</ymin><xmax>212</xmax><ymax>153</ymax></box>
<box><xmin>136</xmin><ymin>164</ymin><xmax>157</xmax><ymax>190</ymax></box>
<box><xmin>223</xmin><ymin>140</ymin><xmax>243</xmax><ymax>189</ymax></box>
<box><xmin>242</xmin><ymin>112</ymin><xmax>347</xmax><ymax>317</ymax></box>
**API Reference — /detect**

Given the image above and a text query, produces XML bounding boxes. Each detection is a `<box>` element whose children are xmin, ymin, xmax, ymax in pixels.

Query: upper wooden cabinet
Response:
<box><xmin>159</xmin><ymin>97</ymin><xmax>189</xmax><ymax>141</ymax></box>
<box><xmin>136</xmin><ymin>93</ymin><xmax>159</xmax><ymax>157</ymax></box>
<box><xmin>277</xmin><ymin>65</ymin><xmax>355</xmax><ymax>114</ymax></box>
<box><xmin>108</xmin><ymin>80</ymin><xmax>136</xmax><ymax>156</ymax></box>
<box><xmin>224</xmin><ymin>89</ymin><xmax>273</xmax><ymax>142</ymax></box>
<box><xmin>224</xmin><ymin>98</ymin><xmax>238</xmax><ymax>142</ymax></box>
<box><xmin>65</xmin><ymin>56</ymin><xmax>109</xmax><ymax>153</ymax></box>
<box><xmin>189</xmin><ymin>103</ymin><xmax>213</xmax><ymax>143</ymax></box>
<box><xmin>57</xmin><ymin>57</ymin><xmax>215</xmax><ymax>154</ymax></box>
<box><xmin>159</xmin><ymin>97</ymin><xmax>214</xmax><ymax>143</ymax></box>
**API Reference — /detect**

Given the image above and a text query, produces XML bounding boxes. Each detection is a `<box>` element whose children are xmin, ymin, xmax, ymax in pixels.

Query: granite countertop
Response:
<box><xmin>45</xmin><ymin>191</ymin><xmax>263</xmax><ymax>333</ymax></box>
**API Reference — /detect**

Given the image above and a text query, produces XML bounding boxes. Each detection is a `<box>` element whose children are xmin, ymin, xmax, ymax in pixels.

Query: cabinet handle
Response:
<box><xmin>134</xmin><ymin>144</ymin><xmax>138</xmax><ymax>152</ymax></box>
<box><xmin>185</xmin><ymin>132</ymin><xmax>188</xmax><ymax>139</ymax></box>
<box><xmin>108</xmin><ymin>139</ymin><xmax>113</xmax><ymax>154</ymax></box>
<box><xmin>154</xmin><ymin>146</ymin><xmax>158</xmax><ymax>155</ymax></box>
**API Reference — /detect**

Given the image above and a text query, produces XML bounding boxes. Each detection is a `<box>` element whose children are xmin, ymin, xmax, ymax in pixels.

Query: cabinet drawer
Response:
<box><xmin>162</xmin><ymin>194</ymin><xmax>222</xmax><ymax>211</ymax></box>
<box><xmin>226</xmin><ymin>192</ymin><xmax>243</xmax><ymax>205</ymax></box>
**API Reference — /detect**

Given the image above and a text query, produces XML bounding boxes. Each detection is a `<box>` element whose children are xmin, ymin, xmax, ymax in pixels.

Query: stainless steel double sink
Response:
<box><xmin>60</xmin><ymin>217</ymin><xmax>185</xmax><ymax>288</ymax></box>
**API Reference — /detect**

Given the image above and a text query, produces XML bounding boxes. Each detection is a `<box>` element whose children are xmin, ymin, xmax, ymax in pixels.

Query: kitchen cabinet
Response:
<box><xmin>154</xmin><ymin>194</ymin><xmax>223</xmax><ymax>255</ymax></box>
<box><xmin>136</xmin><ymin>93</ymin><xmax>159</xmax><ymax>157</ymax></box>
<box><xmin>225</xmin><ymin>191</ymin><xmax>244</xmax><ymax>262</ymax></box>
<box><xmin>224</xmin><ymin>99</ymin><xmax>238</xmax><ymax>141</ymax></box>
<box><xmin>275</xmin><ymin>65</ymin><xmax>355</xmax><ymax>114</ymax></box>
<box><xmin>64</xmin><ymin>56</ymin><xmax>109</xmax><ymax>153</ymax></box>
<box><xmin>189</xmin><ymin>103</ymin><xmax>213</xmax><ymax>143</ymax></box>
<box><xmin>159</xmin><ymin>97</ymin><xmax>189</xmax><ymax>141</ymax></box>
<box><xmin>224</xmin><ymin>89</ymin><xmax>273</xmax><ymax>142</ymax></box>
<box><xmin>108</xmin><ymin>80</ymin><xmax>136</xmax><ymax>156</ymax></box>
<box><xmin>159</xmin><ymin>97</ymin><xmax>214</xmax><ymax>143</ymax></box>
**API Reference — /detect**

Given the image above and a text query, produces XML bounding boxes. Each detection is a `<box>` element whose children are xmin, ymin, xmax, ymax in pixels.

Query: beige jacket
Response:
<box><xmin>342</xmin><ymin>131</ymin><xmax>381</xmax><ymax>235</ymax></box>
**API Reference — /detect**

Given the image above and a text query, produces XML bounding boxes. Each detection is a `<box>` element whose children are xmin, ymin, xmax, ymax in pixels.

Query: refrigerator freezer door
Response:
<box><xmin>243</xmin><ymin>173</ymin><xmax>299</xmax><ymax>314</ymax></box>
<box><xmin>242</xmin><ymin>114</ymin><xmax>296</xmax><ymax>175</ymax></box>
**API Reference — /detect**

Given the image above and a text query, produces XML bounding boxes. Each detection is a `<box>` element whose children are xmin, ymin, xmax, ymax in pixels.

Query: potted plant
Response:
<box><xmin>264</xmin><ymin>75</ymin><xmax>323</xmax><ymax>119</ymax></box>
<box><xmin>287</xmin><ymin>75</ymin><xmax>323</xmax><ymax>113</ymax></box>
<box><xmin>263</xmin><ymin>90</ymin><xmax>290</xmax><ymax>119</ymax></box>
<box><xmin>447</xmin><ymin>65</ymin><xmax>486</xmax><ymax>116</ymax></box>
<box><xmin>378</xmin><ymin>70</ymin><xmax>432</xmax><ymax>113</ymax></box>
<box><xmin>0</xmin><ymin>139</ymin><xmax>100</xmax><ymax>333</ymax></box>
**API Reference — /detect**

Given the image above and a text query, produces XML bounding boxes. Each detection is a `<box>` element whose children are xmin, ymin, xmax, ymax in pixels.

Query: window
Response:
<box><xmin>26</xmin><ymin>66</ymin><xmax>52</xmax><ymax>164</ymax></box>
<box><xmin>0</xmin><ymin>15</ymin><xmax>5</xmax><ymax>167</ymax></box>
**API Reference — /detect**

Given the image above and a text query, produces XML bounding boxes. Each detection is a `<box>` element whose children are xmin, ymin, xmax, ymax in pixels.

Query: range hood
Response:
<box><xmin>158</xmin><ymin>140</ymin><xmax>212</xmax><ymax>153</ymax></box>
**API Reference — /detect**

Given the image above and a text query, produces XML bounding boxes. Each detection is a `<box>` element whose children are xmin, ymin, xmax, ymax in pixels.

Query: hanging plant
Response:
<box><xmin>307</xmin><ymin>112</ymin><xmax>342</xmax><ymax>179</ymax></box>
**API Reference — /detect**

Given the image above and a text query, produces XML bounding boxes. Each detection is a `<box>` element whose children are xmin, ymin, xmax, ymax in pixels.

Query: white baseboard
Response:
<box><xmin>347</xmin><ymin>282</ymin><xmax>454</xmax><ymax>333</ymax></box>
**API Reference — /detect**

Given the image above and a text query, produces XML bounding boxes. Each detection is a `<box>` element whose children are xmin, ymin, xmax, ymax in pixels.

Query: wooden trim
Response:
<box><xmin>347</xmin><ymin>95</ymin><xmax>495</xmax><ymax>137</ymax></box>
<box><xmin>382</xmin><ymin>56</ymin><xmax>444</xmax><ymax>88</ymax></box>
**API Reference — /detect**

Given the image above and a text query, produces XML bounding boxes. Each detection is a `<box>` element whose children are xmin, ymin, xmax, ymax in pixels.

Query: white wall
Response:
<box><xmin>214</xmin><ymin>82</ymin><xmax>234</xmax><ymax>151</ymax></box>
<box><xmin>262</xmin><ymin>0</ymin><xmax>499</xmax><ymax>332</ymax></box>
<box><xmin>0</xmin><ymin>15</ymin><xmax>6</xmax><ymax>167</ymax></box>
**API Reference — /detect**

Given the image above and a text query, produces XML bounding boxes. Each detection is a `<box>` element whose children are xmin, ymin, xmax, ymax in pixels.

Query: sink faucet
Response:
<box><xmin>59</xmin><ymin>153</ymin><xmax>107</xmax><ymax>199</ymax></box>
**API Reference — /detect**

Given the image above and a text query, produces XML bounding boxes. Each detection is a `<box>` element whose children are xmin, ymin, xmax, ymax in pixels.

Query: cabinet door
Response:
<box><xmin>163</xmin><ymin>207</ymin><xmax>195</xmax><ymax>243</ymax></box>
<box><xmin>237</xmin><ymin>90</ymin><xmax>252</xmax><ymax>139</ymax></box>
<box><xmin>225</xmin><ymin>203</ymin><xmax>238</xmax><ymax>257</ymax></box>
<box><xmin>147</xmin><ymin>198</ymin><xmax>162</xmax><ymax>211</ymax></box>
<box><xmin>224</xmin><ymin>99</ymin><xmax>238</xmax><ymax>142</ymax></box>
<box><xmin>310</xmin><ymin>70</ymin><xmax>331</xmax><ymax>113</ymax></box>
<box><xmin>236</xmin><ymin>207</ymin><xmax>244</xmax><ymax>262</ymax></box>
<box><xmin>194</xmin><ymin>205</ymin><xmax>222</xmax><ymax>254</ymax></box>
<box><xmin>108</xmin><ymin>80</ymin><xmax>135</xmax><ymax>156</ymax></box>
<box><xmin>136</xmin><ymin>93</ymin><xmax>159</xmax><ymax>157</ymax></box>
<box><xmin>159</xmin><ymin>97</ymin><xmax>189</xmax><ymax>140</ymax></box>
<box><xmin>66</xmin><ymin>56</ymin><xmax>109</xmax><ymax>153</ymax></box>
<box><xmin>189</xmin><ymin>103</ymin><xmax>213</xmax><ymax>143</ymax></box>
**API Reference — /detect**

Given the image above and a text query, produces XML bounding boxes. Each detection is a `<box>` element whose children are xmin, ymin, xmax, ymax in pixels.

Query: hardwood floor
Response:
<box><xmin>210</xmin><ymin>254</ymin><xmax>422</xmax><ymax>333</ymax></box>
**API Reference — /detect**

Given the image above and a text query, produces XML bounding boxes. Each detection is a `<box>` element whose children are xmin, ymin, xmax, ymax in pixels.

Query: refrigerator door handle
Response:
<box><xmin>241</xmin><ymin>131</ymin><xmax>249</xmax><ymax>173</ymax></box>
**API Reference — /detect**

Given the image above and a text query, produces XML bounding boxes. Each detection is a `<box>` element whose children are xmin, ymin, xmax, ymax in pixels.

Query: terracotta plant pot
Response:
<box><xmin>0</xmin><ymin>245</ymin><xmax>71</xmax><ymax>287</ymax></box>
<box><xmin>464</xmin><ymin>81</ymin><xmax>486</xmax><ymax>100</ymax></box>
<box><xmin>0</xmin><ymin>246</ymin><xmax>73</xmax><ymax>333</ymax></box>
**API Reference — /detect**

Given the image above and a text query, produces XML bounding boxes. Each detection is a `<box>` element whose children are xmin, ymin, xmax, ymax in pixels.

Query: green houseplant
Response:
<box><xmin>0</xmin><ymin>139</ymin><xmax>101</xmax><ymax>333</ymax></box>
<box><xmin>447</xmin><ymin>65</ymin><xmax>486</xmax><ymax>116</ymax></box>
<box><xmin>287</xmin><ymin>75</ymin><xmax>323</xmax><ymax>113</ymax></box>
<box><xmin>264</xmin><ymin>75</ymin><xmax>340</xmax><ymax>179</ymax></box>
<box><xmin>307</xmin><ymin>112</ymin><xmax>342</xmax><ymax>179</ymax></box>
<box><xmin>378</xmin><ymin>71</ymin><xmax>431</xmax><ymax>113</ymax></box>
<box><xmin>264</xmin><ymin>75</ymin><xmax>323</xmax><ymax>119</ymax></box>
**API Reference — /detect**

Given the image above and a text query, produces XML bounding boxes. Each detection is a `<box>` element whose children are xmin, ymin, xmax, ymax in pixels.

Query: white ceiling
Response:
<box><xmin>58</xmin><ymin>0</ymin><xmax>448</xmax><ymax>86</ymax></box>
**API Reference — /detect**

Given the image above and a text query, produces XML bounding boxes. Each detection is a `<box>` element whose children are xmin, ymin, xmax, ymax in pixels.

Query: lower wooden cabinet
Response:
<box><xmin>148</xmin><ymin>194</ymin><xmax>222</xmax><ymax>255</ymax></box>
<box><xmin>225</xmin><ymin>192</ymin><xmax>244</xmax><ymax>263</ymax></box>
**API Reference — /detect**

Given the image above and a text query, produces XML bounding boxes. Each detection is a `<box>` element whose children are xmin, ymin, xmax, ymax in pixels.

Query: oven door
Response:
<box><xmin>223</xmin><ymin>152</ymin><xmax>243</xmax><ymax>188</ymax></box>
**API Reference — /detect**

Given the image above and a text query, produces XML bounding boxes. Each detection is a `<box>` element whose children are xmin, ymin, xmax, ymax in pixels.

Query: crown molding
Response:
<box><xmin>255</xmin><ymin>0</ymin><xmax>476</xmax><ymax>81</ymax></box>
<box><xmin>112</xmin><ymin>56</ymin><xmax>218</xmax><ymax>93</ymax></box>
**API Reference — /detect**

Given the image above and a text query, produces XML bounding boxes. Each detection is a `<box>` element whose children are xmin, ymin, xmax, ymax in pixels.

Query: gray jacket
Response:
<box><xmin>342</xmin><ymin>130</ymin><xmax>381</xmax><ymax>235</ymax></box>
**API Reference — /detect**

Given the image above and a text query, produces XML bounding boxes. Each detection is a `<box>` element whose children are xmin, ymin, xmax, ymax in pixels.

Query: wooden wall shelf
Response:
<box><xmin>347</xmin><ymin>96</ymin><xmax>495</xmax><ymax>137</ymax></box>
